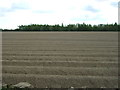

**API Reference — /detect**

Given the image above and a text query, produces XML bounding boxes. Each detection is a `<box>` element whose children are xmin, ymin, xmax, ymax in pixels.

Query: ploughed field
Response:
<box><xmin>2</xmin><ymin>32</ymin><xmax>118</xmax><ymax>88</ymax></box>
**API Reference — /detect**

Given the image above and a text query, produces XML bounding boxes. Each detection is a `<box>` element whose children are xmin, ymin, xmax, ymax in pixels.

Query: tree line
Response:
<box><xmin>1</xmin><ymin>22</ymin><xmax>119</xmax><ymax>31</ymax></box>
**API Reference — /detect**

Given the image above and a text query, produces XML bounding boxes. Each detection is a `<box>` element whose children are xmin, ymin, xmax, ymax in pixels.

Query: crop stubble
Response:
<box><xmin>2</xmin><ymin>32</ymin><xmax>118</xmax><ymax>88</ymax></box>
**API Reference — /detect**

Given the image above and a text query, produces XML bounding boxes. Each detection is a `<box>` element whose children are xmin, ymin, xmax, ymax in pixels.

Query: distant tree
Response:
<box><xmin>13</xmin><ymin>22</ymin><xmax>120</xmax><ymax>31</ymax></box>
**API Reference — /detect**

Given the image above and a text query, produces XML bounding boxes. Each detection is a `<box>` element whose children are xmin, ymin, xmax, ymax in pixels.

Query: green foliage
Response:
<box><xmin>2</xmin><ymin>22</ymin><xmax>119</xmax><ymax>31</ymax></box>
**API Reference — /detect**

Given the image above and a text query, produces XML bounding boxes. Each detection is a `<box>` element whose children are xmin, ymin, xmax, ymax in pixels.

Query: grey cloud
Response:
<box><xmin>11</xmin><ymin>2</ymin><xmax>30</xmax><ymax>10</ymax></box>
<box><xmin>0</xmin><ymin>7</ymin><xmax>14</xmax><ymax>13</ymax></box>
<box><xmin>85</xmin><ymin>6</ymin><xmax>99</xmax><ymax>13</ymax></box>
<box><xmin>96</xmin><ymin>0</ymin><xmax>108</xmax><ymax>2</ymax></box>
<box><xmin>0</xmin><ymin>13</ymin><xmax>4</xmax><ymax>17</ymax></box>
<box><xmin>0</xmin><ymin>2</ymin><xmax>30</xmax><ymax>17</ymax></box>
<box><xmin>0</xmin><ymin>7</ymin><xmax>13</xmax><ymax>17</ymax></box>
<box><xmin>34</xmin><ymin>10</ymin><xmax>54</xmax><ymax>14</ymax></box>
<box><xmin>0</xmin><ymin>2</ymin><xmax>29</xmax><ymax>17</ymax></box>
<box><xmin>111</xmin><ymin>2</ymin><xmax>118</xmax><ymax>8</ymax></box>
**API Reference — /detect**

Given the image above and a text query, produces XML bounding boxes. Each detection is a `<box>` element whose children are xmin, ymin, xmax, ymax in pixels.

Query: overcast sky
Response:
<box><xmin>0</xmin><ymin>0</ymin><xmax>119</xmax><ymax>29</ymax></box>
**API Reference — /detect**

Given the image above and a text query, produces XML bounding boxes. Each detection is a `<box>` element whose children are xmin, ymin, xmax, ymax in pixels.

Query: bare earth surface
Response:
<box><xmin>2</xmin><ymin>32</ymin><xmax>118</xmax><ymax>88</ymax></box>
